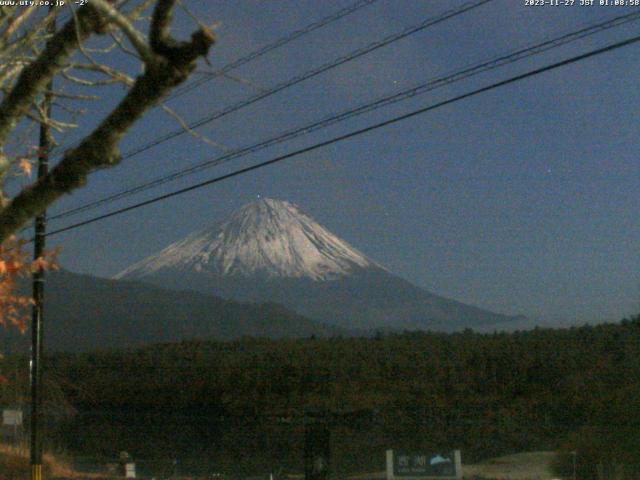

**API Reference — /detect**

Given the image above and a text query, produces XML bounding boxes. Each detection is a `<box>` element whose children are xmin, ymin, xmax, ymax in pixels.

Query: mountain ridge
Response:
<box><xmin>117</xmin><ymin>198</ymin><xmax>524</xmax><ymax>331</ymax></box>
<box><xmin>116</xmin><ymin>198</ymin><xmax>377</xmax><ymax>281</ymax></box>
<box><xmin>2</xmin><ymin>270</ymin><xmax>346</xmax><ymax>353</ymax></box>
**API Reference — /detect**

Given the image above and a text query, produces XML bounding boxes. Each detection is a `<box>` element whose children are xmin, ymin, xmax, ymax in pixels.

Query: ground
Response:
<box><xmin>462</xmin><ymin>451</ymin><xmax>559</xmax><ymax>479</ymax></box>
<box><xmin>0</xmin><ymin>443</ymin><xmax>87</xmax><ymax>479</ymax></box>
<box><xmin>0</xmin><ymin>446</ymin><xmax>559</xmax><ymax>480</ymax></box>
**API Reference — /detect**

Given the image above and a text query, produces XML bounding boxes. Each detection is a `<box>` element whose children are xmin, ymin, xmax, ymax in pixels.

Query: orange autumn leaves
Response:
<box><xmin>18</xmin><ymin>158</ymin><xmax>32</xmax><ymax>177</ymax></box>
<box><xmin>0</xmin><ymin>148</ymin><xmax>58</xmax><ymax>334</ymax></box>
<box><xmin>0</xmin><ymin>236</ymin><xmax>58</xmax><ymax>335</ymax></box>
<box><xmin>0</xmin><ymin>154</ymin><xmax>58</xmax><ymax>386</ymax></box>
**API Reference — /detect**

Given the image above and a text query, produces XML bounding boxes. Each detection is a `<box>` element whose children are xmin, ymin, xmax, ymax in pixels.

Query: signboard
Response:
<box><xmin>125</xmin><ymin>463</ymin><xmax>136</xmax><ymax>479</ymax></box>
<box><xmin>386</xmin><ymin>450</ymin><xmax>461</xmax><ymax>480</ymax></box>
<box><xmin>2</xmin><ymin>409</ymin><xmax>22</xmax><ymax>426</ymax></box>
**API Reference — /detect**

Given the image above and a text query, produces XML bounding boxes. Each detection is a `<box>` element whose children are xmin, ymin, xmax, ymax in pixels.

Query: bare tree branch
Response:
<box><xmin>27</xmin><ymin>108</ymin><xmax>78</xmax><ymax>133</ymax></box>
<box><xmin>220</xmin><ymin>72</ymin><xmax>268</xmax><ymax>93</ymax></box>
<box><xmin>126</xmin><ymin>0</ymin><xmax>157</xmax><ymax>21</ymax></box>
<box><xmin>160</xmin><ymin>103</ymin><xmax>229</xmax><ymax>151</ymax></box>
<box><xmin>0</xmin><ymin>0</ymin><xmax>215</xmax><ymax>242</ymax></box>
<box><xmin>45</xmin><ymin>90</ymin><xmax>100</xmax><ymax>101</ymax></box>
<box><xmin>69</xmin><ymin>62</ymin><xmax>135</xmax><ymax>85</ymax></box>
<box><xmin>109</xmin><ymin>30</ymin><xmax>142</xmax><ymax>60</ymax></box>
<box><xmin>0</xmin><ymin>6</ymin><xmax>37</xmax><ymax>47</ymax></box>
<box><xmin>0</xmin><ymin>6</ymin><xmax>108</xmax><ymax>155</ymax></box>
<box><xmin>61</xmin><ymin>70</ymin><xmax>133</xmax><ymax>87</ymax></box>
<box><xmin>90</xmin><ymin>0</ymin><xmax>155</xmax><ymax>64</ymax></box>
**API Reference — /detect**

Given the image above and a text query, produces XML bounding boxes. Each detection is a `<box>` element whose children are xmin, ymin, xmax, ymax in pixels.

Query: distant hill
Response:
<box><xmin>2</xmin><ymin>270</ymin><xmax>344</xmax><ymax>352</ymax></box>
<box><xmin>117</xmin><ymin>198</ymin><xmax>525</xmax><ymax>331</ymax></box>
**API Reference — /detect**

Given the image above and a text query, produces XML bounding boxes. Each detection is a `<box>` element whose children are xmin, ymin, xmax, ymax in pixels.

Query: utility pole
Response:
<box><xmin>304</xmin><ymin>410</ymin><xmax>331</xmax><ymax>480</ymax></box>
<box><xmin>30</xmin><ymin>10</ymin><xmax>55</xmax><ymax>480</ymax></box>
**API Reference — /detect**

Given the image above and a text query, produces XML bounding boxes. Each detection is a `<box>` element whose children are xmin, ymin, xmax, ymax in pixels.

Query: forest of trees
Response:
<box><xmin>2</xmin><ymin>318</ymin><xmax>640</xmax><ymax>478</ymax></box>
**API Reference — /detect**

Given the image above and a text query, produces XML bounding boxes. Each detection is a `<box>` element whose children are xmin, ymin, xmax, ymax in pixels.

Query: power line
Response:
<box><xmin>168</xmin><ymin>0</ymin><xmax>381</xmax><ymax>100</ymax></box>
<box><xmin>48</xmin><ymin>10</ymin><xmax>640</xmax><ymax>222</ymax></box>
<box><xmin>50</xmin><ymin>0</ymin><xmax>380</xmax><ymax>155</ymax></box>
<box><xmin>119</xmin><ymin>0</ymin><xmax>494</xmax><ymax>160</ymax></box>
<box><xmin>40</xmin><ymin>32</ymin><xmax>640</xmax><ymax>240</ymax></box>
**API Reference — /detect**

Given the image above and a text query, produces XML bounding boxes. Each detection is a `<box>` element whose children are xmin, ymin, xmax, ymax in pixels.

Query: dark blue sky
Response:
<box><xmin>43</xmin><ymin>0</ymin><xmax>640</xmax><ymax>325</ymax></box>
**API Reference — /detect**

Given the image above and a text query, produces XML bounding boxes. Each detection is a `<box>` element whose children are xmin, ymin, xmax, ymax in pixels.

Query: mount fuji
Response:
<box><xmin>116</xmin><ymin>198</ymin><xmax>524</xmax><ymax>331</ymax></box>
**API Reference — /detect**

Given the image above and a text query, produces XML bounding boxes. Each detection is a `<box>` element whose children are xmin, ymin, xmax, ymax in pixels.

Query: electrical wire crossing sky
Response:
<box><xmin>41</xmin><ymin>0</ymin><xmax>640</xmax><ymax>326</ymax></box>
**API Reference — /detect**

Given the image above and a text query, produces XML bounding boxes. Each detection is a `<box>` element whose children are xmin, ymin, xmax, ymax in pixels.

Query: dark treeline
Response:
<box><xmin>3</xmin><ymin>318</ymin><xmax>640</xmax><ymax>478</ymax></box>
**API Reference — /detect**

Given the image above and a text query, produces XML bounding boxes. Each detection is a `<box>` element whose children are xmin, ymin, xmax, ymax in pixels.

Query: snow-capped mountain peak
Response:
<box><xmin>115</xmin><ymin>198</ymin><xmax>376</xmax><ymax>281</ymax></box>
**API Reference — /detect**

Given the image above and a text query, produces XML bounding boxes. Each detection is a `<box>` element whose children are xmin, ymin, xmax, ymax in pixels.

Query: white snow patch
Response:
<box><xmin>115</xmin><ymin>198</ymin><xmax>381</xmax><ymax>281</ymax></box>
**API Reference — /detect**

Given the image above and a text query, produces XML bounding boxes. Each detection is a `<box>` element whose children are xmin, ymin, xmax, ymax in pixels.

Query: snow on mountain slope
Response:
<box><xmin>115</xmin><ymin>198</ymin><xmax>524</xmax><ymax>331</ymax></box>
<box><xmin>115</xmin><ymin>198</ymin><xmax>376</xmax><ymax>281</ymax></box>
